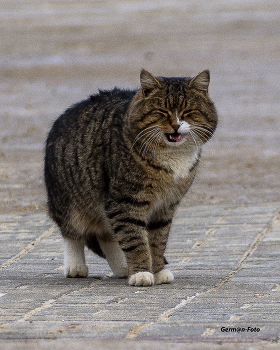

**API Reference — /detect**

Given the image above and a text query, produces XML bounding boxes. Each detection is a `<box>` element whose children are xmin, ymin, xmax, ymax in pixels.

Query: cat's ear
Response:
<box><xmin>140</xmin><ymin>69</ymin><xmax>162</xmax><ymax>97</ymax></box>
<box><xmin>189</xmin><ymin>70</ymin><xmax>210</xmax><ymax>93</ymax></box>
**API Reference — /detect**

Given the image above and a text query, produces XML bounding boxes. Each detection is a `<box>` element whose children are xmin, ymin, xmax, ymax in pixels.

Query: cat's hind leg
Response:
<box><xmin>97</xmin><ymin>236</ymin><xmax>128</xmax><ymax>278</ymax></box>
<box><xmin>63</xmin><ymin>237</ymin><xmax>88</xmax><ymax>278</ymax></box>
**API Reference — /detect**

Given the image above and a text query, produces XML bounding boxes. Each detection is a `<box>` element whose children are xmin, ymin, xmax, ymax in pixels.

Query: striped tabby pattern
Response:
<box><xmin>44</xmin><ymin>69</ymin><xmax>218</xmax><ymax>286</ymax></box>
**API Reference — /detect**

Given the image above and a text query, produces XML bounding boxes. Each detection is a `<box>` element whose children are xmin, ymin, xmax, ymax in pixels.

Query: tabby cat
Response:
<box><xmin>44</xmin><ymin>69</ymin><xmax>217</xmax><ymax>286</ymax></box>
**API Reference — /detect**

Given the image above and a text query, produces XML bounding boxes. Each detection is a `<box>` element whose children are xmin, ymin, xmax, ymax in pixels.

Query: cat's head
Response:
<box><xmin>127</xmin><ymin>69</ymin><xmax>218</xmax><ymax>156</ymax></box>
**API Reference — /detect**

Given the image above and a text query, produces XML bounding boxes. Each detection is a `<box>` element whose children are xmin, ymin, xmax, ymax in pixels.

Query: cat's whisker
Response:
<box><xmin>190</xmin><ymin>123</ymin><xmax>215</xmax><ymax>134</ymax></box>
<box><xmin>144</xmin><ymin>130</ymin><xmax>162</xmax><ymax>157</ymax></box>
<box><xmin>193</xmin><ymin>130</ymin><xmax>206</xmax><ymax>144</ymax></box>
<box><xmin>132</xmin><ymin>131</ymin><xmax>154</xmax><ymax>150</ymax></box>
<box><xmin>191</xmin><ymin>128</ymin><xmax>212</xmax><ymax>142</ymax></box>
<box><xmin>137</xmin><ymin>124</ymin><xmax>160</xmax><ymax>135</ymax></box>
<box><xmin>151</xmin><ymin>132</ymin><xmax>162</xmax><ymax>157</ymax></box>
<box><xmin>190</xmin><ymin>121</ymin><xmax>215</xmax><ymax>128</ymax></box>
<box><xmin>189</xmin><ymin>130</ymin><xmax>203</xmax><ymax>153</ymax></box>
<box><xmin>138</xmin><ymin>129</ymin><xmax>157</xmax><ymax>145</ymax></box>
<box><xmin>134</xmin><ymin>124</ymin><xmax>162</xmax><ymax>157</ymax></box>
<box><xmin>190</xmin><ymin>123</ymin><xmax>215</xmax><ymax>133</ymax></box>
<box><xmin>139</xmin><ymin>133</ymin><xmax>154</xmax><ymax>157</ymax></box>
<box><xmin>192</xmin><ymin>131</ymin><xmax>208</xmax><ymax>144</ymax></box>
<box><xmin>139</xmin><ymin>130</ymin><xmax>158</xmax><ymax>155</ymax></box>
<box><xmin>194</xmin><ymin>130</ymin><xmax>208</xmax><ymax>142</ymax></box>
<box><xmin>132</xmin><ymin>124</ymin><xmax>161</xmax><ymax>150</ymax></box>
<box><xmin>190</xmin><ymin>125</ymin><xmax>214</xmax><ymax>142</ymax></box>
<box><xmin>193</xmin><ymin>130</ymin><xmax>204</xmax><ymax>145</ymax></box>
<box><xmin>135</xmin><ymin>131</ymin><xmax>158</xmax><ymax>155</ymax></box>
<box><xmin>140</xmin><ymin>130</ymin><xmax>162</xmax><ymax>158</ymax></box>
<box><xmin>147</xmin><ymin>134</ymin><xmax>157</xmax><ymax>157</ymax></box>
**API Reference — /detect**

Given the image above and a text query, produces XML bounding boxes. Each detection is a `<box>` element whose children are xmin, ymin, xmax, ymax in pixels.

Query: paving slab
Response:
<box><xmin>0</xmin><ymin>203</ymin><xmax>280</xmax><ymax>348</ymax></box>
<box><xmin>1</xmin><ymin>0</ymin><xmax>280</xmax><ymax>348</ymax></box>
<box><xmin>1</xmin><ymin>339</ymin><xmax>280</xmax><ymax>350</ymax></box>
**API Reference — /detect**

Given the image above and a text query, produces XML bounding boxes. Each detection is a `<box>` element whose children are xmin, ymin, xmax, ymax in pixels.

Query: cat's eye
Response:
<box><xmin>182</xmin><ymin>109</ymin><xmax>201</xmax><ymax>119</ymax></box>
<box><xmin>181</xmin><ymin>110</ymin><xmax>194</xmax><ymax>118</ymax></box>
<box><xmin>157</xmin><ymin>108</ymin><xmax>169</xmax><ymax>115</ymax></box>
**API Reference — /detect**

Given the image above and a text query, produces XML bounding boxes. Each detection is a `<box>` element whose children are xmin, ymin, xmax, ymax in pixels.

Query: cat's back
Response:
<box><xmin>46</xmin><ymin>88</ymin><xmax>135</xmax><ymax>145</ymax></box>
<box><xmin>44</xmin><ymin>87</ymin><xmax>137</xmax><ymax>220</ymax></box>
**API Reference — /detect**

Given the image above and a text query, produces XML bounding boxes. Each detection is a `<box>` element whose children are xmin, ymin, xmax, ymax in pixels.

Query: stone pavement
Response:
<box><xmin>0</xmin><ymin>203</ymin><xmax>280</xmax><ymax>348</ymax></box>
<box><xmin>1</xmin><ymin>0</ymin><xmax>280</xmax><ymax>348</ymax></box>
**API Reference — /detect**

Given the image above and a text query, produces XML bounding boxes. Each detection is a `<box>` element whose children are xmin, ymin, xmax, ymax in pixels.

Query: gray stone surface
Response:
<box><xmin>1</xmin><ymin>0</ymin><xmax>280</xmax><ymax>348</ymax></box>
<box><xmin>0</xmin><ymin>203</ymin><xmax>280</xmax><ymax>348</ymax></box>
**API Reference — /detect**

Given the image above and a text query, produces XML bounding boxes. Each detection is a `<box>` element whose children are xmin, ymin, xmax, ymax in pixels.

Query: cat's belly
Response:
<box><xmin>69</xmin><ymin>207</ymin><xmax>111</xmax><ymax>237</ymax></box>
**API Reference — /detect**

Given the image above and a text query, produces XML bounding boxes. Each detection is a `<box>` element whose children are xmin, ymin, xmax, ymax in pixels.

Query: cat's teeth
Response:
<box><xmin>168</xmin><ymin>133</ymin><xmax>182</xmax><ymax>142</ymax></box>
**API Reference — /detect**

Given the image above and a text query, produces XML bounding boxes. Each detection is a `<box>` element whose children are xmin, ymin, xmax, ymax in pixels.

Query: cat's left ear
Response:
<box><xmin>140</xmin><ymin>69</ymin><xmax>162</xmax><ymax>97</ymax></box>
<box><xmin>188</xmin><ymin>70</ymin><xmax>210</xmax><ymax>93</ymax></box>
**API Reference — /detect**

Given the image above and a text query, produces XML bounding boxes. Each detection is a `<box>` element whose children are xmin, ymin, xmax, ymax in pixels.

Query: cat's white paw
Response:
<box><xmin>65</xmin><ymin>264</ymin><xmax>88</xmax><ymax>278</ymax></box>
<box><xmin>128</xmin><ymin>272</ymin><xmax>154</xmax><ymax>286</ymax></box>
<box><xmin>63</xmin><ymin>237</ymin><xmax>88</xmax><ymax>278</ymax></box>
<box><xmin>154</xmin><ymin>268</ymin><xmax>174</xmax><ymax>285</ymax></box>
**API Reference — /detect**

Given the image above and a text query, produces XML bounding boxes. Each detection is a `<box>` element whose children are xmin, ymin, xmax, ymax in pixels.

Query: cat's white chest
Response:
<box><xmin>165</xmin><ymin>149</ymin><xmax>200</xmax><ymax>180</ymax></box>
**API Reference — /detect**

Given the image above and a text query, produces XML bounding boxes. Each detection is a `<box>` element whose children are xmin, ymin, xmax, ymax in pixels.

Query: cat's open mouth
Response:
<box><xmin>166</xmin><ymin>132</ymin><xmax>185</xmax><ymax>143</ymax></box>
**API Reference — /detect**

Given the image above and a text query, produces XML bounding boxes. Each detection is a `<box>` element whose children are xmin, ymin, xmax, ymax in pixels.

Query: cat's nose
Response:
<box><xmin>172</xmin><ymin>124</ymin><xmax>180</xmax><ymax>132</ymax></box>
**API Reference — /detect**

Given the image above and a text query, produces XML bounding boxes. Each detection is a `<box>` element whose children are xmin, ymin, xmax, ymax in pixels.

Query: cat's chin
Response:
<box><xmin>165</xmin><ymin>132</ymin><xmax>187</xmax><ymax>145</ymax></box>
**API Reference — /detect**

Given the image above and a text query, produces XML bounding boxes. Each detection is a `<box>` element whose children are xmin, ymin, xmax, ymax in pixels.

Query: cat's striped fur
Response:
<box><xmin>44</xmin><ymin>69</ymin><xmax>217</xmax><ymax>286</ymax></box>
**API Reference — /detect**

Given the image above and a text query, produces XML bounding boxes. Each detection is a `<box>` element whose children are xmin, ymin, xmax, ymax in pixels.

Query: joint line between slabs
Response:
<box><xmin>0</xmin><ymin>224</ymin><xmax>57</xmax><ymax>270</ymax></box>
<box><xmin>126</xmin><ymin>295</ymin><xmax>198</xmax><ymax>340</ymax></box>
<box><xmin>0</xmin><ymin>299</ymin><xmax>55</xmax><ymax>330</ymax></box>
<box><xmin>207</xmin><ymin>209</ymin><xmax>280</xmax><ymax>293</ymax></box>
<box><xmin>0</xmin><ymin>279</ymin><xmax>101</xmax><ymax>330</ymax></box>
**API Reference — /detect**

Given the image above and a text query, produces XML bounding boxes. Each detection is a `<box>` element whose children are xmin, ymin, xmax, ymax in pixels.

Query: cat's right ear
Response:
<box><xmin>188</xmin><ymin>70</ymin><xmax>210</xmax><ymax>93</ymax></box>
<box><xmin>140</xmin><ymin>69</ymin><xmax>161</xmax><ymax>97</ymax></box>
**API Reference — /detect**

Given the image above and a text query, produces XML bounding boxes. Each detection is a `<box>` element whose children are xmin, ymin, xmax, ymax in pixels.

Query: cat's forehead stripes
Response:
<box><xmin>163</xmin><ymin>79</ymin><xmax>187</xmax><ymax>111</ymax></box>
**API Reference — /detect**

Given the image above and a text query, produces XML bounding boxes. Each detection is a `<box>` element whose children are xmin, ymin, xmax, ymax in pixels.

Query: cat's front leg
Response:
<box><xmin>128</xmin><ymin>271</ymin><xmax>154</xmax><ymax>286</ymax></box>
<box><xmin>63</xmin><ymin>237</ymin><xmax>88</xmax><ymax>278</ymax></box>
<box><xmin>111</xmin><ymin>220</ymin><xmax>154</xmax><ymax>286</ymax></box>
<box><xmin>148</xmin><ymin>214</ymin><xmax>174</xmax><ymax>285</ymax></box>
